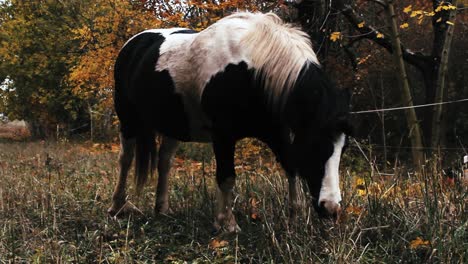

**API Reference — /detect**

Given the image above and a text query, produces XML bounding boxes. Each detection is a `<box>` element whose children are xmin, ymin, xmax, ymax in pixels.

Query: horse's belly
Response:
<box><xmin>175</xmin><ymin>85</ymin><xmax>213</xmax><ymax>142</ymax></box>
<box><xmin>184</xmin><ymin>116</ymin><xmax>212</xmax><ymax>142</ymax></box>
<box><xmin>153</xmin><ymin>96</ymin><xmax>212</xmax><ymax>143</ymax></box>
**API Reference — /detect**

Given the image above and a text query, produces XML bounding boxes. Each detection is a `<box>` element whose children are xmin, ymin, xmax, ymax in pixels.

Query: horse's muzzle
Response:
<box><xmin>317</xmin><ymin>200</ymin><xmax>341</xmax><ymax>219</ymax></box>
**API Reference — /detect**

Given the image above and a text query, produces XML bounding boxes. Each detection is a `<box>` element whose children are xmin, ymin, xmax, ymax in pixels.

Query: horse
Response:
<box><xmin>108</xmin><ymin>12</ymin><xmax>352</xmax><ymax>232</ymax></box>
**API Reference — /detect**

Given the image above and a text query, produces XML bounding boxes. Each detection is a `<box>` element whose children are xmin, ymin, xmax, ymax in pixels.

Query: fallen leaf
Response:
<box><xmin>409</xmin><ymin>237</ymin><xmax>430</xmax><ymax>249</ymax></box>
<box><xmin>251</xmin><ymin>213</ymin><xmax>259</xmax><ymax>220</ymax></box>
<box><xmin>330</xmin><ymin>32</ymin><xmax>341</xmax><ymax>42</ymax></box>
<box><xmin>209</xmin><ymin>239</ymin><xmax>229</xmax><ymax>249</ymax></box>
<box><xmin>346</xmin><ymin>206</ymin><xmax>363</xmax><ymax>216</ymax></box>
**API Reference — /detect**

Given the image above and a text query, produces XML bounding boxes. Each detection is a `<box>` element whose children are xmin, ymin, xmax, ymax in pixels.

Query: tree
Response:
<box><xmin>67</xmin><ymin>0</ymin><xmax>161</xmax><ymax>138</ymax></box>
<box><xmin>292</xmin><ymin>0</ymin><xmax>464</xmax><ymax>165</ymax></box>
<box><xmin>337</xmin><ymin>0</ymin><xmax>461</xmax><ymax>152</ymax></box>
<box><xmin>0</xmin><ymin>0</ymin><xmax>87</xmax><ymax>137</ymax></box>
<box><xmin>385</xmin><ymin>0</ymin><xmax>424</xmax><ymax>166</ymax></box>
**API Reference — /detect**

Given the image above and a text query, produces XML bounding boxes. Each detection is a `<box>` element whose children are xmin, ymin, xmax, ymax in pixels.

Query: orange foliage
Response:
<box><xmin>68</xmin><ymin>0</ymin><xmax>161</xmax><ymax>119</ymax></box>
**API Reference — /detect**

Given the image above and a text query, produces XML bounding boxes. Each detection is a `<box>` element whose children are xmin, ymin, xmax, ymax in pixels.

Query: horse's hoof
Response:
<box><xmin>108</xmin><ymin>201</ymin><xmax>143</xmax><ymax>218</ymax></box>
<box><xmin>227</xmin><ymin>223</ymin><xmax>241</xmax><ymax>233</ymax></box>
<box><xmin>213</xmin><ymin>217</ymin><xmax>241</xmax><ymax>234</ymax></box>
<box><xmin>155</xmin><ymin>207</ymin><xmax>173</xmax><ymax>215</ymax></box>
<box><xmin>155</xmin><ymin>203</ymin><xmax>173</xmax><ymax>215</ymax></box>
<box><xmin>107</xmin><ymin>204</ymin><xmax>124</xmax><ymax>217</ymax></box>
<box><xmin>212</xmin><ymin>224</ymin><xmax>241</xmax><ymax>234</ymax></box>
<box><xmin>288</xmin><ymin>209</ymin><xmax>296</xmax><ymax>219</ymax></box>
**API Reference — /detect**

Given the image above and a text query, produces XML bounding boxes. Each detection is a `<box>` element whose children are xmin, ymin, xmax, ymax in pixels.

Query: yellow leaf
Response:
<box><xmin>410</xmin><ymin>10</ymin><xmax>423</xmax><ymax>18</ymax></box>
<box><xmin>330</xmin><ymin>32</ymin><xmax>341</xmax><ymax>42</ymax></box>
<box><xmin>403</xmin><ymin>5</ymin><xmax>412</xmax><ymax>14</ymax></box>
<box><xmin>400</xmin><ymin>23</ymin><xmax>409</xmax><ymax>29</ymax></box>
<box><xmin>436</xmin><ymin>17</ymin><xmax>442</xmax><ymax>23</ymax></box>
<box><xmin>409</xmin><ymin>237</ymin><xmax>430</xmax><ymax>249</ymax></box>
<box><xmin>436</xmin><ymin>4</ymin><xmax>456</xmax><ymax>12</ymax></box>
<box><xmin>443</xmin><ymin>5</ymin><xmax>456</xmax><ymax>10</ymax></box>
<box><xmin>354</xmin><ymin>177</ymin><xmax>367</xmax><ymax>196</ymax></box>
<box><xmin>358</xmin><ymin>22</ymin><xmax>365</xmax><ymax>28</ymax></box>
<box><xmin>376</xmin><ymin>33</ymin><xmax>384</xmax><ymax>39</ymax></box>
<box><xmin>355</xmin><ymin>177</ymin><xmax>365</xmax><ymax>186</ymax></box>
<box><xmin>446</xmin><ymin>21</ymin><xmax>455</xmax><ymax>26</ymax></box>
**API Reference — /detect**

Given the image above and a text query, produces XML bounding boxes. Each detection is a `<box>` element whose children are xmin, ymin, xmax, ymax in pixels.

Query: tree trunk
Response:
<box><xmin>386</xmin><ymin>0</ymin><xmax>424</xmax><ymax>167</ymax></box>
<box><xmin>431</xmin><ymin>0</ymin><xmax>458</xmax><ymax>150</ymax></box>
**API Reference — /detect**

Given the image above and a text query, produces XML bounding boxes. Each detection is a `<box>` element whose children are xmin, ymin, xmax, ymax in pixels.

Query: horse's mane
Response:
<box><xmin>227</xmin><ymin>12</ymin><xmax>319</xmax><ymax>105</ymax></box>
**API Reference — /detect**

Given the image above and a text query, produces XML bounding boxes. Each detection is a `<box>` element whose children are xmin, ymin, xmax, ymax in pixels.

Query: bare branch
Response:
<box><xmin>337</xmin><ymin>2</ymin><xmax>431</xmax><ymax>71</ymax></box>
<box><xmin>369</xmin><ymin>0</ymin><xmax>387</xmax><ymax>8</ymax></box>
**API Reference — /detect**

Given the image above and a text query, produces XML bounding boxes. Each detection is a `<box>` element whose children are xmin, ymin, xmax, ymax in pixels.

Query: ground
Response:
<box><xmin>0</xmin><ymin>140</ymin><xmax>466</xmax><ymax>263</ymax></box>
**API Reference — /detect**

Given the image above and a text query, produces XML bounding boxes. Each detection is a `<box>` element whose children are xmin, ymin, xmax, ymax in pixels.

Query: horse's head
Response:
<box><xmin>285</xmin><ymin>64</ymin><xmax>353</xmax><ymax>219</ymax></box>
<box><xmin>291</xmin><ymin>119</ymin><xmax>352</xmax><ymax>219</ymax></box>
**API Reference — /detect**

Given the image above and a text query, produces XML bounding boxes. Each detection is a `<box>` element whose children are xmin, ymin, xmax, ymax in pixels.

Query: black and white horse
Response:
<box><xmin>108</xmin><ymin>12</ymin><xmax>352</xmax><ymax>232</ymax></box>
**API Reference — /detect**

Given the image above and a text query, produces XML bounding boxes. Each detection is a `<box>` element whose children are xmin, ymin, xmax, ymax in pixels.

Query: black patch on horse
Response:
<box><xmin>201</xmin><ymin>61</ymin><xmax>276</xmax><ymax>139</ymax></box>
<box><xmin>171</xmin><ymin>29</ymin><xmax>198</xmax><ymax>35</ymax></box>
<box><xmin>114</xmin><ymin>32</ymin><xmax>191</xmax><ymax>140</ymax></box>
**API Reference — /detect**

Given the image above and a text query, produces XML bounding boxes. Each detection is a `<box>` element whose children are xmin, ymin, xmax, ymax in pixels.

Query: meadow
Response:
<box><xmin>0</xmin><ymin>140</ymin><xmax>466</xmax><ymax>263</ymax></box>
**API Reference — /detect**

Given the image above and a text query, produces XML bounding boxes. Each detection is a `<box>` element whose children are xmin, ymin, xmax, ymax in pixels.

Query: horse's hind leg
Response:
<box><xmin>108</xmin><ymin>133</ymin><xmax>135</xmax><ymax>216</ymax></box>
<box><xmin>155</xmin><ymin>136</ymin><xmax>179</xmax><ymax>214</ymax></box>
<box><xmin>212</xmin><ymin>137</ymin><xmax>240</xmax><ymax>233</ymax></box>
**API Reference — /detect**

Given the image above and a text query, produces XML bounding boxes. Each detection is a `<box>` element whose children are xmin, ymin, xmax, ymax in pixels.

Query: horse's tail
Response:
<box><xmin>135</xmin><ymin>128</ymin><xmax>157</xmax><ymax>194</ymax></box>
<box><xmin>114</xmin><ymin>32</ymin><xmax>160</xmax><ymax>195</ymax></box>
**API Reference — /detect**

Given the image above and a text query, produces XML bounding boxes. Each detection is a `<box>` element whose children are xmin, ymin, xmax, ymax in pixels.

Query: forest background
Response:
<box><xmin>1</xmin><ymin>0</ymin><xmax>467</xmax><ymax>167</ymax></box>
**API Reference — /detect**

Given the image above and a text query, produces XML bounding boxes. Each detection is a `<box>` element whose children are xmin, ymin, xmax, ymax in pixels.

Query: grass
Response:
<box><xmin>0</xmin><ymin>140</ymin><xmax>466</xmax><ymax>263</ymax></box>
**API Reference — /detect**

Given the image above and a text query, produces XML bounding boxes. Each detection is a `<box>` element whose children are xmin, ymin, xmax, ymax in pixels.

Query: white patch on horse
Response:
<box><xmin>122</xmin><ymin>28</ymin><xmax>188</xmax><ymax>48</ymax></box>
<box><xmin>156</xmin><ymin>31</ymin><xmax>215</xmax><ymax>141</ymax></box>
<box><xmin>319</xmin><ymin>133</ymin><xmax>345</xmax><ymax>205</ymax></box>
<box><xmin>156</xmin><ymin>16</ymin><xmax>252</xmax><ymax>94</ymax></box>
<box><xmin>155</xmin><ymin>16</ymin><xmax>252</xmax><ymax>141</ymax></box>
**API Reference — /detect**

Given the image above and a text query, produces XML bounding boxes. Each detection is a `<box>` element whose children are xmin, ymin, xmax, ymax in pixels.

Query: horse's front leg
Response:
<box><xmin>212</xmin><ymin>137</ymin><xmax>240</xmax><ymax>233</ymax></box>
<box><xmin>264</xmin><ymin>131</ymin><xmax>298</xmax><ymax>218</ymax></box>
<box><xmin>155</xmin><ymin>136</ymin><xmax>179</xmax><ymax>214</ymax></box>
<box><xmin>287</xmin><ymin>175</ymin><xmax>299</xmax><ymax>218</ymax></box>
<box><xmin>108</xmin><ymin>133</ymin><xmax>135</xmax><ymax>216</ymax></box>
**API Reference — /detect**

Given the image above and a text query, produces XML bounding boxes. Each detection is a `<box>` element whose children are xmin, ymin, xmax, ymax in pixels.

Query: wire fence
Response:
<box><xmin>350</xmin><ymin>98</ymin><xmax>468</xmax><ymax>114</ymax></box>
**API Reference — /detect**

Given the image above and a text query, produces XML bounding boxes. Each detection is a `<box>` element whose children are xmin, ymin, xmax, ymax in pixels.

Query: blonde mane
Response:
<box><xmin>232</xmin><ymin>12</ymin><xmax>319</xmax><ymax>104</ymax></box>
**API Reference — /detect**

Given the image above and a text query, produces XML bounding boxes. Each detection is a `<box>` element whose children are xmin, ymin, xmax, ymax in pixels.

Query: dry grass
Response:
<box><xmin>0</xmin><ymin>140</ymin><xmax>466</xmax><ymax>263</ymax></box>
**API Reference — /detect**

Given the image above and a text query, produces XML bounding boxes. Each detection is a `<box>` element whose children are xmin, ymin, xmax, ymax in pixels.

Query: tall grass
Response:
<box><xmin>0</xmin><ymin>141</ymin><xmax>466</xmax><ymax>263</ymax></box>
